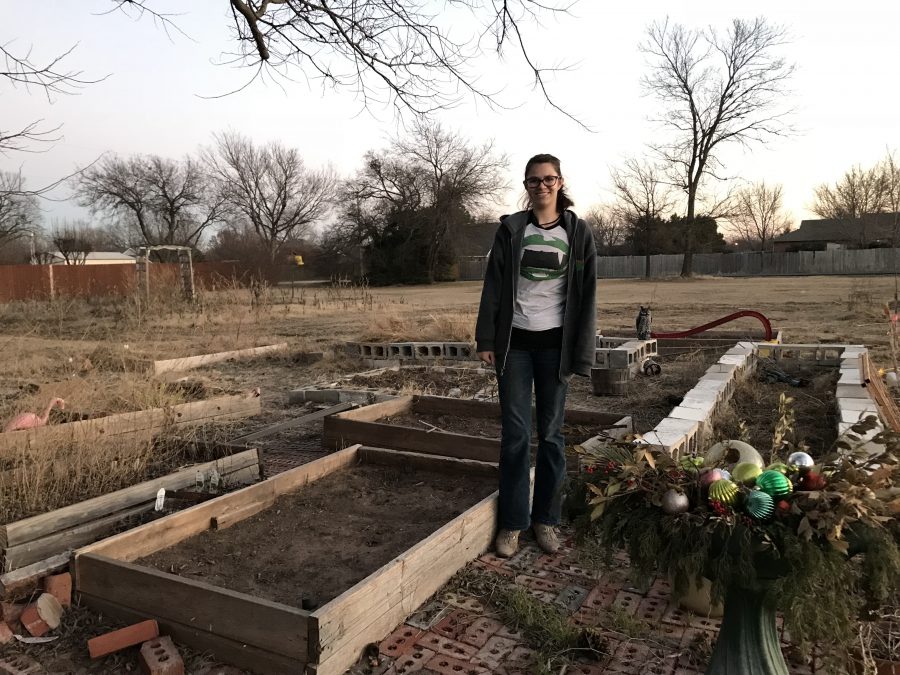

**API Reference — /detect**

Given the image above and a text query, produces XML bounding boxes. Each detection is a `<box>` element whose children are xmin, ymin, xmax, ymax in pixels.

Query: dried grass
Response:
<box><xmin>360</xmin><ymin>310</ymin><xmax>475</xmax><ymax>343</ymax></box>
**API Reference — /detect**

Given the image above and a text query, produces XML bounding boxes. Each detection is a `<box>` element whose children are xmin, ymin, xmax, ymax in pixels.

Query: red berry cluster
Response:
<box><xmin>603</xmin><ymin>461</ymin><xmax>618</xmax><ymax>474</ymax></box>
<box><xmin>710</xmin><ymin>500</ymin><xmax>730</xmax><ymax>517</ymax></box>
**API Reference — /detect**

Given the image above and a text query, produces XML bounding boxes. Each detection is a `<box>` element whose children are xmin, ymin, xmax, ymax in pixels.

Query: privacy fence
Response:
<box><xmin>457</xmin><ymin>248</ymin><xmax>900</xmax><ymax>281</ymax></box>
<box><xmin>0</xmin><ymin>262</ymin><xmax>247</xmax><ymax>303</ymax></box>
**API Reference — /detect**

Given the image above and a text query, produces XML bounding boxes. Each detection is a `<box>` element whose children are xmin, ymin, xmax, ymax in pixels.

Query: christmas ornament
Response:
<box><xmin>705</xmin><ymin>440</ymin><xmax>764</xmax><ymax>468</ymax></box>
<box><xmin>700</xmin><ymin>469</ymin><xmax>724</xmax><ymax>488</ymax></box>
<box><xmin>776</xmin><ymin>499</ymin><xmax>792</xmax><ymax>515</ymax></box>
<box><xmin>661</xmin><ymin>489</ymin><xmax>690</xmax><ymax>514</ymax></box>
<box><xmin>732</xmin><ymin>462</ymin><xmax>762</xmax><ymax>485</ymax></box>
<box><xmin>787</xmin><ymin>451</ymin><xmax>814</xmax><ymax>472</ymax></box>
<box><xmin>719</xmin><ymin>469</ymin><xmax>732</xmax><ymax>481</ymax></box>
<box><xmin>756</xmin><ymin>470</ymin><xmax>793</xmax><ymax>498</ymax></box>
<box><xmin>766</xmin><ymin>461</ymin><xmax>789</xmax><ymax>474</ymax></box>
<box><xmin>745</xmin><ymin>490</ymin><xmax>775</xmax><ymax>521</ymax></box>
<box><xmin>708</xmin><ymin>479</ymin><xmax>739</xmax><ymax>507</ymax></box>
<box><xmin>797</xmin><ymin>471</ymin><xmax>826</xmax><ymax>491</ymax></box>
<box><xmin>680</xmin><ymin>456</ymin><xmax>704</xmax><ymax>474</ymax></box>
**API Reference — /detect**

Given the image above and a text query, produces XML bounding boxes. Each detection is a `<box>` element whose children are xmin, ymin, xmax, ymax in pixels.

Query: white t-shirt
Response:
<box><xmin>512</xmin><ymin>221</ymin><xmax>569</xmax><ymax>331</ymax></box>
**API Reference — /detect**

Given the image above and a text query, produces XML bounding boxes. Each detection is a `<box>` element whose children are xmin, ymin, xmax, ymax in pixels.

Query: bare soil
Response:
<box><xmin>346</xmin><ymin>367</ymin><xmax>497</xmax><ymax>399</ymax></box>
<box><xmin>713</xmin><ymin>366</ymin><xmax>839</xmax><ymax>458</ymax></box>
<box><xmin>139</xmin><ymin>464</ymin><xmax>497</xmax><ymax>607</ymax></box>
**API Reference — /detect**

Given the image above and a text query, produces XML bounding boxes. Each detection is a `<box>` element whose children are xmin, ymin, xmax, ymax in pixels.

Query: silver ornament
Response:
<box><xmin>661</xmin><ymin>489</ymin><xmax>690</xmax><ymax>514</ymax></box>
<box><xmin>787</xmin><ymin>451</ymin><xmax>814</xmax><ymax>472</ymax></box>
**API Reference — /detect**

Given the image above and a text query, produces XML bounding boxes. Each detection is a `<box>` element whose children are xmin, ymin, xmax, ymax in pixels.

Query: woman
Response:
<box><xmin>475</xmin><ymin>153</ymin><xmax>597</xmax><ymax>557</ymax></box>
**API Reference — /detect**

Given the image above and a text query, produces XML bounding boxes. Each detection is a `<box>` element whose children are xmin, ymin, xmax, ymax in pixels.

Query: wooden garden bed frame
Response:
<box><xmin>149</xmin><ymin>343</ymin><xmax>288</xmax><ymax>375</ymax></box>
<box><xmin>0</xmin><ymin>391</ymin><xmax>261</xmax><ymax>457</ymax></box>
<box><xmin>322</xmin><ymin>394</ymin><xmax>632</xmax><ymax>461</ymax></box>
<box><xmin>1</xmin><ymin>445</ymin><xmax>260</xmax><ymax>576</ymax></box>
<box><xmin>74</xmin><ymin>445</ymin><xmax>500</xmax><ymax>675</ymax></box>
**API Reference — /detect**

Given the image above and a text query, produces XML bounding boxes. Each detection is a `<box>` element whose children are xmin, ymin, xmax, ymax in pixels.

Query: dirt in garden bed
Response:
<box><xmin>712</xmin><ymin>366</ymin><xmax>839</xmax><ymax>458</ymax></box>
<box><xmin>380</xmin><ymin>412</ymin><xmax>598</xmax><ymax>445</ymax></box>
<box><xmin>345</xmin><ymin>367</ymin><xmax>497</xmax><ymax>399</ymax></box>
<box><xmin>139</xmin><ymin>464</ymin><xmax>496</xmax><ymax>607</ymax></box>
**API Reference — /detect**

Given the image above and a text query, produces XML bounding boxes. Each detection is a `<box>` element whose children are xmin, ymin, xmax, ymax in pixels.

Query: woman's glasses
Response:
<box><xmin>523</xmin><ymin>175</ymin><xmax>561</xmax><ymax>188</ymax></box>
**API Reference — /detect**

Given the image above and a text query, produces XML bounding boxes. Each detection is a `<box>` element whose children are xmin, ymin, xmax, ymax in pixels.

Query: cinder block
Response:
<box><xmin>594</xmin><ymin>350</ymin><xmax>610</xmax><ymax>367</ymax></box>
<box><xmin>397</xmin><ymin>343</ymin><xmax>415</xmax><ymax>359</ymax></box>
<box><xmin>838</xmin><ymin>369</ymin><xmax>862</xmax><ymax>385</ymax></box>
<box><xmin>838</xmin><ymin>398</ymin><xmax>879</xmax><ymax>412</ymax></box>
<box><xmin>835</xmin><ymin>383</ymin><xmax>870</xmax><ymax>399</ymax></box>
<box><xmin>43</xmin><ymin>573</ymin><xmax>72</xmax><ymax>608</ymax></box>
<box><xmin>139</xmin><ymin>635</ymin><xmax>184</xmax><ymax>675</ymax></box>
<box><xmin>608</xmin><ymin>348</ymin><xmax>630</xmax><ymax>369</ymax></box>
<box><xmin>89</xmin><ymin>619</ymin><xmax>160</xmax><ymax>659</ymax></box>
<box><xmin>0</xmin><ymin>621</ymin><xmax>12</xmax><ymax>644</ymax></box>
<box><xmin>343</xmin><ymin>342</ymin><xmax>362</xmax><ymax>358</ymax></box>
<box><xmin>359</xmin><ymin>343</ymin><xmax>374</xmax><ymax>357</ymax></box>
<box><xmin>411</xmin><ymin>342</ymin><xmax>444</xmax><ymax>359</ymax></box>
<box><xmin>443</xmin><ymin>343</ymin><xmax>473</xmax><ymax>360</ymax></box>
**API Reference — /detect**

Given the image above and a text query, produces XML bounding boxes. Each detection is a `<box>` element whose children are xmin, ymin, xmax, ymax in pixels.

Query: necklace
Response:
<box><xmin>537</xmin><ymin>215</ymin><xmax>561</xmax><ymax>228</ymax></box>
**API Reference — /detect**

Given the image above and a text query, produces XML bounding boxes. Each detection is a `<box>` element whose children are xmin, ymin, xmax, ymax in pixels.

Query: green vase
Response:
<box><xmin>705</xmin><ymin>583</ymin><xmax>788</xmax><ymax>675</ymax></box>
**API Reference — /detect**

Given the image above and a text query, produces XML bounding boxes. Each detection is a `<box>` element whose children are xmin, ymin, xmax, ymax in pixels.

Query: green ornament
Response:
<box><xmin>756</xmin><ymin>470</ymin><xmax>793</xmax><ymax>498</ymax></box>
<box><xmin>766</xmin><ymin>462</ymin><xmax>789</xmax><ymax>474</ymax></box>
<box><xmin>745</xmin><ymin>490</ymin><xmax>775</xmax><ymax>521</ymax></box>
<box><xmin>708</xmin><ymin>479</ymin><xmax>739</xmax><ymax>506</ymax></box>
<box><xmin>680</xmin><ymin>456</ymin><xmax>704</xmax><ymax>473</ymax></box>
<box><xmin>732</xmin><ymin>462</ymin><xmax>762</xmax><ymax>485</ymax></box>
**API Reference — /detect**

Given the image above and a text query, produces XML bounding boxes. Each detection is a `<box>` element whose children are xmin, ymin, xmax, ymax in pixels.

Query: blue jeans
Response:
<box><xmin>496</xmin><ymin>349</ymin><xmax>568</xmax><ymax>531</ymax></box>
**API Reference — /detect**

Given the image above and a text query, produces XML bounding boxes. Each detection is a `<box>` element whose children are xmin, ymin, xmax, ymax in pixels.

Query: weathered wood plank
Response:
<box><xmin>230</xmin><ymin>402</ymin><xmax>354</xmax><ymax>444</ymax></box>
<box><xmin>0</xmin><ymin>553</ymin><xmax>70</xmax><ymax>599</ymax></box>
<box><xmin>358</xmin><ymin>446</ymin><xmax>499</xmax><ymax>475</ymax></box>
<box><xmin>0</xmin><ymin>393</ymin><xmax>262</xmax><ymax>457</ymax></box>
<box><xmin>75</xmin><ymin>446</ymin><xmax>359</xmax><ymax>563</ymax></box>
<box><xmin>330</xmin><ymin>395</ymin><xmax>413</xmax><ymax>422</ymax></box>
<box><xmin>2</xmin><ymin>449</ymin><xmax>260</xmax><ymax>549</ymax></box>
<box><xmin>152</xmin><ymin>343</ymin><xmax>288</xmax><ymax>375</ymax></box>
<box><xmin>312</xmin><ymin>491</ymin><xmax>498</xmax><ymax>672</ymax></box>
<box><xmin>79</xmin><ymin>593</ymin><xmax>306</xmax><ymax>675</ymax></box>
<box><xmin>78</xmin><ymin>553</ymin><xmax>309</xmax><ymax>660</ymax></box>
<box><xmin>211</xmin><ymin>498</ymin><xmax>275</xmax><ymax>531</ymax></box>
<box><xmin>323</xmin><ymin>417</ymin><xmax>499</xmax><ymax>461</ymax></box>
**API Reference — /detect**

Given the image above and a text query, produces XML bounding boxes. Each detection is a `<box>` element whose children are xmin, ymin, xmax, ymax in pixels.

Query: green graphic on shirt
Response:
<box><xmin>520</xmin><ymin>233</ymin><xmax>569</xmax><ymax>281</ymax></box>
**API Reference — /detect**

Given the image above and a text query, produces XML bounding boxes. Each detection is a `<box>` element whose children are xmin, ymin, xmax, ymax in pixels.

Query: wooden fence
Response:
<box><xmin>0</xmin><ymin>262</ymin><xmax>247</xmax><ymax>303</ymax></box>
<box><xmin>458</xmin><ymin>249</ymin><xmax>900</xmax><ymax>281</ymax></box>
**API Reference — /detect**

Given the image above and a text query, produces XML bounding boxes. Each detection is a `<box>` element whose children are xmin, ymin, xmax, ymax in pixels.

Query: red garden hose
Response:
<box><xmin>650</xmin><ymin>310</ymin><xmax>773</xmax><ymax>341</ymax></box>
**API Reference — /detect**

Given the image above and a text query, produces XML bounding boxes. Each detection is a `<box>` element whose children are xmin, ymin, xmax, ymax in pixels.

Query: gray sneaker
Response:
<box><xmin>495</xmin><ymin>529</ymin><xmax>520</xmax><ymax>558</ymax></box>
<box><xmin>533</xmin><ymin>523</ymin><xmax>560</xmax><ymax>554</ymax></box>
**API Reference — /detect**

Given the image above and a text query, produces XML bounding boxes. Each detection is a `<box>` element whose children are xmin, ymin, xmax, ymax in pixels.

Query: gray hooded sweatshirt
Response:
<box><xmin>475</xmin><ymin>209</ymin><xmax>597</xmax><ymax>379</ymax></box>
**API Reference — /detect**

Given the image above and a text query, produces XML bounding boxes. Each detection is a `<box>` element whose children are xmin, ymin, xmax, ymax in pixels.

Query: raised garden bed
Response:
<box><xmin>74</xmin><ymin>445</ymin><xmax>500</xmax><ymax>675</ymax></box>
<box><xmin>0</xmin><ymin>392</ymin><xmax>261</xmax><ymax>457</ymax></box>
<box><xmin>148</xmin><ymin>343</ymin><xmax>288</xmax><ymax>375</ymax></box>
<box><xmin>1</xmin><ymin>444</ymin><xmax>260</xmax><ymax>576</ymax></box>
<box><xmin>323</xmin><ymin>395</ymin><xmax>632</xmax><ymax>461</ymax></box>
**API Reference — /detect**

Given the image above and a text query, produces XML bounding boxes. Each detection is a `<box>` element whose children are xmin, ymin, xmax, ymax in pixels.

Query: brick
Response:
<box><xmin>88</xmin><ymin>619</ymin><xmax>160</xmax><ymax>659</ymax></box>
<box><xmin>566</xmin><ymin>662</ymin><xmax>607</xmax><ymax>674</ymax></box>
<box><xmin>140</xmin><ymin>635</ymin><xmax>184</xmax><ymax>675</ymax></box>
<box><xmin>392</xmin><ymin>646</ymin><xmax>434</xmax><ymax>674</ymax></box>
<box><xmin>20</xmin><ymin>604</ymin><xmax>49</xmax><ymax>637</ymax></box>
<box><xmin>473</xmin><ymin>634</ymin><xmax>519</xmax><ymax>670</ymax></box>
<box><xmin>0</xmin><ymin>654</ymin><xmax>43</xmax><ymax>675</ymax></box>
<box><xmin>581</xmin><ymin>585</ymin><xmax>616</xmax><ymax>612</ymax></box>
<box><xmin>432</xmin><ymin>608</ymin><xmax>473</xmax><ymax>641</ymax></box>
<box><xmin>513</xmin><ymin>574</ymin><xmax>564</xmax><ymax>594</ymax></box>
<box><xmin>379</xmin><ymin>624</ymin><xmax>423</xmax><ymax>657</ymax></box>
<box><xmin>425</xmin><ymin>653</ymin><xmax>489</xmax><ymax>675</ymax></box>
<box><xmin>0</xmin><ymin>603</ymin><xmax>24</xmax><ymax>624</ymax></box>
<box><xmin>554</xmin><ymin>585</ymin><xmax>590</xmax><ymax>614</ymax></box>
<box><xmin>0</xmin><ymin>621</ymin><xmax>13</xmax><ymax>644</ymax></box>
<box><xmin>414</xmin><ymin>631</ymin><xmax>477</xmax><ymax>659</ymax></box>
<box><xmin>459</xmin><ymin>616</ymin><xmax>504</xmax><ymax>648</ymax></box>
<box><xmin>612</xmin><ymin>590</ymin><xmax>642</xmax><ymax>616</ymax></box>
<box><xmin>636</xmin><ymin>596</ymin><xmax>667</xmax><ymax>624</ymax></box>
<box><xmin>441</xmin><ymin>591</ymin><xmax>485</xmax><ymax>613</ymax></box>
<box><xmin>43</xmin><ymin>573</ymin><xmax>72</xmax><ymax>608</ymax></box>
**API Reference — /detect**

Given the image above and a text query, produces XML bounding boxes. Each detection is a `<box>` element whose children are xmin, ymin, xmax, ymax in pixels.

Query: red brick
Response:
<box><xmin>88</xmin><ymin>619</ymin><xmax>159</xmax><ymax>659</ymax></box>
<box><xmin>471</xmin><ymin>560</ymin><xmax>515</xmax><ymax>577</ymax></box>
<box><xmin>513</xmin><ymin>573</ymin><xmax>565</xmax><ymax>593</ymax></box>
<box><xmin>581</xmin><ymin>585</ymin><xmax>616</xmax><ymax>612</ymax></box>
<box><xmin>0</xmin><ymin>653</ymin><xmax>43</xmax><ymax>674</ymax></box>
<box><xmin>565</xmin><ymin>662</ymin><xmax>607</xmax><ymax>674</ymax></box>
<box><xmin>636</xmin><ymin>596</ymin><xmax>667</xmax><ymax>624</ymax></box>
<box><xmin>611</xmin><ymin>590</ymin><xmax>642</xmax><ymax>616</ymax></box>
<box><xmin>459</xmin><ymin>616</ymin><xmax>504</xmax><ymax>649</ymax></box>
<box><xmin>139</xmin><ymin>635</ymin><xmax>184</xmax><ymax>675</ymax></box>
<box><xmin>687</xmin><ymin>613</ymin><xmax>721</xmax><ymax>634</ymax></box>
<box><xmin>0</xmin><ymin>603</ymin><xmax>24</xmax><ymax>624</ymax></box>
<box><xmin>474</xmin><ymin>634</ymin><xmax>519</xmax><ymax>670</ymax></box>
<box><xmin>647</xmin><ymin>577</ymin><xmax>672</xmax><ymax>599</ymax></box>
<box><xmin>42</xmin><ymin>573</ymin><xmax>72</xmax><ymax>608</ymax></box>
<box><xmin>432</xmin><ymin>608</ymin><xmax>474</xmax><ymax>641</ymax></box>
<box><xmin>425</xmin><ymin>652</ymin><xmax>489</xmax><ymax>675</ymax></box>
<box><xmin>379</xmin><ymin>624</ymin><xmax>423</xmax><ymax>657</ymax></box>
<box><xmin>0</xmin><ymin>621</ymin><xmax>13</xmax><ymax>644</ymax></box>
<box><xmin>392</xmin><ymin>646</ymin><xmax>434</xmax><ymax>673</ymax></box>
<box><xmin>20</xmin><ymin>604</ymin><xmax>49</xmax><ymax>637</ymax></box>
<box><xmin>609</xmin><ymin>641</ymin><xmax>652</xmax><ymax>674</ymax></box>
<box><xmin>643</xmin><ymin>659</ymin><xmax>677</xmax><ymax>675</ymax></box>
<box><xmin>415</xmin><ymin>631</ymin><xmax>478</xmax><ymax>659</ymax></box>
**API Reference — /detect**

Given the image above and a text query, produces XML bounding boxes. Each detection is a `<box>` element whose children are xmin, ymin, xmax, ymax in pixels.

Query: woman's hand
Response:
<box><xmin>477</xmin><ymin>351</ymin><xmax>495</xmax><ymax>366</ymax></box>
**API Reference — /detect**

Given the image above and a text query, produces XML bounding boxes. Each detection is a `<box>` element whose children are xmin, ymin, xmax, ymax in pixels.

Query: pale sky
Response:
<box><xmin>4</xmin><ymin>1</ymin><xmax>899</xmax><ymax>234</ymax></box>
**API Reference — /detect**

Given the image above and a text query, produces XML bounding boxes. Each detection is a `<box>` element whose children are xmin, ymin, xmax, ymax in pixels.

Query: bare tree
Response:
<box><xmin>726</xmin><ymin>181</ymin><xmax>792</xmax><ymax>251</ymax></box>
<box><xmin>394</xmin><ymin>120</ymin><xmax>508</xmax><ymax>280</ymax></box>
<box><xmin>812</xmin><ymin>164</ymin><xmax>888</xmax><ymax>221</ymax></box>
<box><xmin>642</xmin><ymin>17</ymin><xmax>795</xmax><ymax>276</ymax></box>
<box><xmin>584</xmin><ymin>204</ymin><xmax>625</xmax><ymax>254</ymax></box>
<box><xmin>74</xmin><ymin>154</ymin><xmax>229</xmax><ymax>248</ymax></box>
<box><xmin>51</xmin><ymin>224</ymin><xmax>94</xmax><ymax>265</ymax></box>
<box><xmin>1</xmin><ymin>42</ymin><xmax>102</xmax><ymax>154</ymax></box>
<box><xmin>205</xmin><ymin>132</ymin><xmax>338</xmax><ymax>264</ymax></box>
<box><xmin>611</xmin><ymin>158</ymin><xmax>676</xmax><ymax>277</ymax></box>
<box><xmin>0</xmin><ymin>171</ymin><xmax>40</xmax><ymax>249</ymax></box>
<box><xmin>109</xmin><ymin>0</ymin><xmax>580</xmax><ymax>123</ymax></box>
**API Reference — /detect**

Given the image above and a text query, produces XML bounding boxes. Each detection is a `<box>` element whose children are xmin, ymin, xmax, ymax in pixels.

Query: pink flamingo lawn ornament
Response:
<box><xmin>3</xmin><ymin>397</ymin><xmax>66</xmax><ymax>433</ymax></box>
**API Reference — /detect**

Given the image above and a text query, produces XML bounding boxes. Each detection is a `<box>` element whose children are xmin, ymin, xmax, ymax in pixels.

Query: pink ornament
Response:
<box><xmin>700</xmin><ymin>468</ymin><xmax>724</xmax><ymax>488</ymax></box>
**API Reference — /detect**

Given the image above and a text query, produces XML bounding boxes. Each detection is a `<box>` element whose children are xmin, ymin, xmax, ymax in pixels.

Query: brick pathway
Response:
<box><xmin>349</xmin><ymin>532</ymin><xmax>820</xmax><ymax>675</ymax></box>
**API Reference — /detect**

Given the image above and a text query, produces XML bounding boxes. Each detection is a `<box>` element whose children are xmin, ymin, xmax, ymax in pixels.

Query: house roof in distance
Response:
<box><xmin>775</xmin><ymin>213</ymin><xmax>899</xmax><ymax>243</ymax></box>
